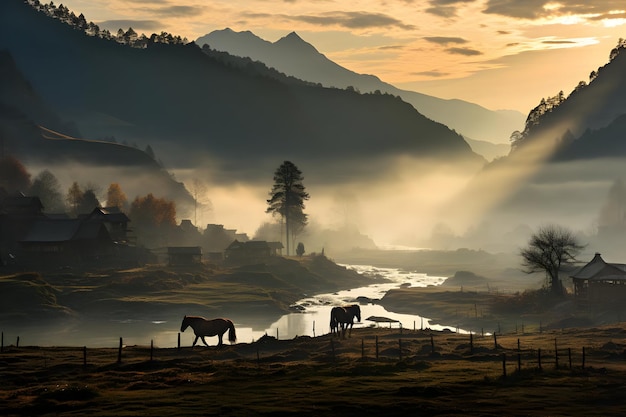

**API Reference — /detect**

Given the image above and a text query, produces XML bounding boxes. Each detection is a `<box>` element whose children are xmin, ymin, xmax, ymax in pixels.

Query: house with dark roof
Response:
<box><xmin>80</xmin><ymin>207</ymin><xmax>130</xmax><ymax>243</ymax></box>
<box><xmin>20</xmin><ymin>218</ymin><xmax>114</xmax><ymax>265</ymax></box>
<box><xmin>0</xmin><ymin>192</ymin><xmax>46</xmax><ymax>262</ymax></box>
<box><xmin>167</xmin><ymin>246</ymin><xmax>202</xmax><ymax>265</ymax></box>
<box><xmin>224</xmin><ymin>240</ymin><xmax>283</xmax><ymax>265</ymax></box>
<box><xmin>570</xmin><ymin>253</ymin><xmax>626</xmax><ymax>308</ymax></box>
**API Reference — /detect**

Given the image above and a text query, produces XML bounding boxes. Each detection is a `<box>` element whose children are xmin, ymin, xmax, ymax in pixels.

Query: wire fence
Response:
<box><xmin>2</xmin><ymin>326</ymin><xmax>623</xmax><ymax>379</ymax></box>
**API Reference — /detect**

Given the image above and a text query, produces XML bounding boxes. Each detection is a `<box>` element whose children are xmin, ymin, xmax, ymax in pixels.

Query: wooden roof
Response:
<box><xmin>21</xmin><ymin>219</ymin><xmax>110</xmax><ymax>243</ymax></box>
<box><xmin>570</xmin><ymin>253</ymin><xmax>626</xmax><ymax>282</ymax></box>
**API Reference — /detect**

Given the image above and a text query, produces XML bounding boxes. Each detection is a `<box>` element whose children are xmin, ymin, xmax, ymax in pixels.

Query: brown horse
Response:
<box><xmin>330</xmin><ymin>304</ymin><xmax>361</xmax><ymax>338</ymax></box>
<box><xmin>180</xmin><ymin>315</ymin><xmax>237</xmax><ymax>347</ymax></box>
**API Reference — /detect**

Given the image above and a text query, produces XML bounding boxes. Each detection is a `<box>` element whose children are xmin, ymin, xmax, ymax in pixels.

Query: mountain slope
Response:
<box><xmin>197</xmin><ymin>29</ymin><xmax>523</xmax><ymax>146</ymax></box>
<box><xmin>0</xmin><ymin>49</ymin><xmax>193</xmax><ymax>209</ymax></box>
<box><xmin>432</xmin><ymin>41</ymin><xmax>626</xmax><ymax>253</ymax></box>
<box><xmin>0</xmin><ymin>0</ymin><xmax>485</xmax><ymax>187</ymax></box>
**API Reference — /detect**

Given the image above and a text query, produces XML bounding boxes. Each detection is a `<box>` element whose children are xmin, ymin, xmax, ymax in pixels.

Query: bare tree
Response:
<box><xmin>520</xmin><ymin>224</ymin><xmax>585</xmax><ymax>295</ymax></box>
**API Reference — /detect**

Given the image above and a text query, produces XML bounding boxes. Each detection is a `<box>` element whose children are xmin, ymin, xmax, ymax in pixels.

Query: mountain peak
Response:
<box><xmin>274</xmin><ymin>31</ymin><xmax>318</xmax><ymax>53</ymax></box>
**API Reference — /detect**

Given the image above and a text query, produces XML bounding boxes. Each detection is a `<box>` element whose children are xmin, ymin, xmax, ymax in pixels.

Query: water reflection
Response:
<box><xmin>2</xmin><ymin>265</ymin><xmax>464</xmax><ymax>347</ymax></box>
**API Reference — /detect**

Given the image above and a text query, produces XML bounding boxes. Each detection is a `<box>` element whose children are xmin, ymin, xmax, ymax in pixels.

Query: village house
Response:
<box><xmin>79</xmin><ymin>206</ymin><xmax>130</xmax><ymax>243</ymax></box>
<box><xmin>224</xmin><ymin>240</ymin><xmax>284</xmax><ymax>265</ymax></box>
<box><xmin>167</xmin><ymin>246</ymin><xmax>202</xmax><ymax>266</ymax></box>
<box><xmin>570</xmin><ymin>253</ymin><xmax>626</xmax><ymax>309</ymax></box>
<box><xmin>0</xmin><ymin>193</ymin><xmax>46</xmax><ymax>263</ymax></box>
<box><xmin>20</xmin><ymin>218</ymin><xmax>114</xmax><ymax>266</ymax></box>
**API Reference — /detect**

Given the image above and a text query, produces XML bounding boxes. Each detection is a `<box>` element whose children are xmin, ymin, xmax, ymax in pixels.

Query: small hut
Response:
<box><xmin>167</xmin><ymin>246</ymin><xmax>202</xmax><ymax>266</ymax></box>
<box><xmin>571</xmin><ymin>253</ymin><xmax>626</xmax><ymax>308</ymax></box>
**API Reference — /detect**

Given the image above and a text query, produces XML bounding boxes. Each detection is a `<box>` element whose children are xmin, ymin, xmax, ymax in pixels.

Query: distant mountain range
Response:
<box><xmin>0</xmin><ymin>0</ymin><xmax>485</xmax><ymax>196</ymax></box>
<box><xmin>196</xmin><ymin>29</ymin><xmax>524</xmax><ymax>149</ymax></box>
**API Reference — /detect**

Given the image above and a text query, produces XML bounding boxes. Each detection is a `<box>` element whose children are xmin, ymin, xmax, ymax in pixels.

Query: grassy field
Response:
<box><xmin>2</xmin><ymin>324</ymin><xmax>626</xmax><ymax>416</ymax></box>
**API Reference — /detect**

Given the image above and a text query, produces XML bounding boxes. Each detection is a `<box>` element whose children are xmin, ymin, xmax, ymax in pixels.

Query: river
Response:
<box><xmin>5</xmin><ymin>264</ymin><xmax>458</xmax><ymax>348</ymax></box>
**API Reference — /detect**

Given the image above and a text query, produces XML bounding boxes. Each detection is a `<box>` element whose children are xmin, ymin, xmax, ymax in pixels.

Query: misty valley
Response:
<box><xmin>3</xmin><ymin>1</ymin><xmax>626</xmax><ymax>415</ymax></box>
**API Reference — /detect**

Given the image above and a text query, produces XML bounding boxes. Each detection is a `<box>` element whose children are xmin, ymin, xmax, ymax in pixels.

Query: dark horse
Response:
<box><xmin>180</xmin><ymin>315</ymin><xmax>237</xmax><ymax>347</ymax></box>
<box><xmin>330</xmin><ymin>304</ymin><xmax>361</xmax><ymax>338</ymax></box>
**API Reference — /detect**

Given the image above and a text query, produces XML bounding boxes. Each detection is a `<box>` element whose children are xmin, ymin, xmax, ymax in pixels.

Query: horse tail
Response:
<box><xmin>227</xmin><ymin>319</ymin><xmax>237</xmax><ymax>343</ymax></box>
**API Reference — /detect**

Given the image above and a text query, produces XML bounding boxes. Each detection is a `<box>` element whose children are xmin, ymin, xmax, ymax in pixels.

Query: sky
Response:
<box><xmin>56</xmin><ymin>1</ymin><xmax>626</xmax><ymax>113</ymax></box>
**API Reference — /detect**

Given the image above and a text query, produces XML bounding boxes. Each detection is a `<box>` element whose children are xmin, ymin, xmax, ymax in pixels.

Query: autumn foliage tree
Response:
<box><xmin>0</xmin><ymin>155</ymin><xmax>31</xmax><ymax>194</ymax></box>
<box><xmin>106</xmin><ymin>183</ymin><xmax>128</xmax><ymax>210</ymax></box>
<box><xmin>129</xmin><ymin>193</ymin><xmax>176</xmax><ymax>246</ymax></box>
<box><xmin>66</xmin><ymin>182</ymin><xmax>100</xmax><ymax>216</ymax></box>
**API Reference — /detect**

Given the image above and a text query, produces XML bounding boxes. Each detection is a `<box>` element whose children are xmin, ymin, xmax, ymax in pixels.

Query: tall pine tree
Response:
<box><xmin>266</xmin><ymin>161</ymin><xmax>309</xmax><ymax>255</ymax></box>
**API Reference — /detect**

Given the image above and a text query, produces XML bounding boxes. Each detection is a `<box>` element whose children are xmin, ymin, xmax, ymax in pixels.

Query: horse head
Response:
<box><xmin>353</xmin><ymin>305</ymin><xmax>361</xmax><ymax>322</ymax></box>
<box><xmin>180</xmin><ymin>315</ymin><xmax>189</xmax><ymax>332</ymax></box>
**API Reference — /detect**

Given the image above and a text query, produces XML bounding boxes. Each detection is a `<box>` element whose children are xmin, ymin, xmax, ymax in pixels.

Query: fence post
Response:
<box><xmin>313</xmin><ymin>320</ymin><xmax>316</xmax><ymax>338</ymax></box>
<box><xmin>150</xmin><ymin>339</ymin><xmax>154</xmax><ymax>362</ymax></box>
<box><xmin>178</xmin><ymin>333</ymin><xmax>181</xmax><ymax>349</ymax></box>
<box><xmin>117</xmin><ymin>337</ymin><xmax>123</xmax><ymax>364</ymax></box>
<box><xmin>554</xmin><ymin>338</ymin><xmax>559</xmax><ymax>369</ymax></box>
<box><xmin>276</xmin><ymin>328</ymin><xmax>279</xmax><ymax>340</ymax></box>
<box><xmin>470</xmin><ymin>332</ymin><xmax>474</xmax><ymax>354</ymax></box>
<box><xmin>493</xmin><ymin>333</ymin><xmax>498</xmax><ymax>350</ymax></box>
<box><xmin>430</xmin><ymin>334</ymin><xmax>435</xmax><ymax>353</ymax></box>
<box><xmin>16</xmin><ymin>336</ymin><xmax>19</xmax><ymax>348</ymax></box>
<box><xmin>568</xmin><ymin>347</ymin><xmax>572</xmax><ymax>369</ymax></box>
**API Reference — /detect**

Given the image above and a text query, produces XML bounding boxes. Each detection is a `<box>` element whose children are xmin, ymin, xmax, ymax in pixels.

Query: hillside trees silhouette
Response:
<box><xmin>267</xmin><ymin>161</ymin><xmax>309</xmax><ymax>256</ymax></box>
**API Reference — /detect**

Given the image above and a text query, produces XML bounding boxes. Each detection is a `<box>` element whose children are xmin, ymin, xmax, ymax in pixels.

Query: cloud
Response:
<box><xmin>542</xmin><ymin>40</ymin><xmax>576</xmax><ymax>45</ymax></box>
<box><xmin>483</xmin><ymin>0</ymin><xmax>626</xmax><ymax>21</ymax></box>
<box><xmin>151</xmin><ymin>5</ymin><xmax>204</xmax><ymax>18</ymax></box>
<box><xmin>446</xmin><ymin>47</ymin><xmax>483</xmax><ymax>55</ymax></box>
<box><xmin>426</xmin><ymin>0</ymin><xmax>477</xmax><ymax>18</ymax></box>
<box><xmin>286</xmin><ymin>11</ymin><xmax>416</xmax><ymax>30</ymax></box>
<box><xmin>424</xmin><ymin>36</ymin><xmax>468</xmax><ymax>45</ymax></box>
<box><xmin>414</xmin><ymin>70</ymin><xmax>450</xmax><ymax>77</ymax></box>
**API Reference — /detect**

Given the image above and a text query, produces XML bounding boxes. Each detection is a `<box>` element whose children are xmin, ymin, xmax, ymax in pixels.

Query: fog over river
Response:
<box><xmin>6</xmin><ymin>265</ymin><xmax>464</xmax><ymax>348</ymax></box>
